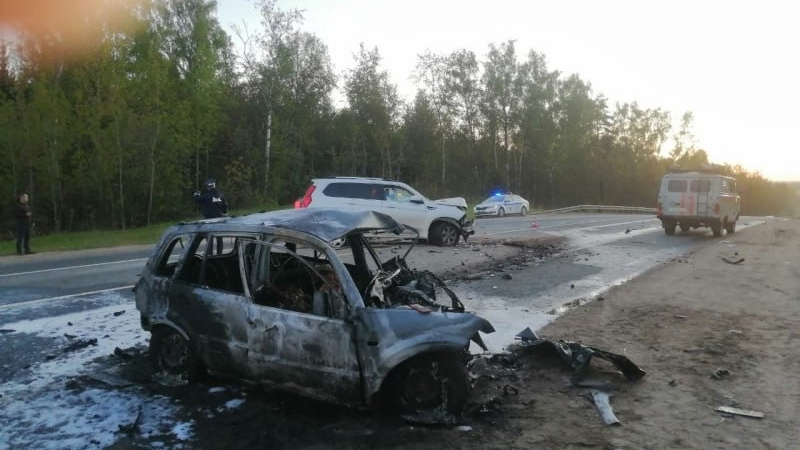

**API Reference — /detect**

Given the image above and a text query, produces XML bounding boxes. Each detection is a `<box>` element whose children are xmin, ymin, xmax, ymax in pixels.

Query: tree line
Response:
<box><xmin>1</xmin><ymin>0</ymin><xmax>795</xmax><ymax>235</ymax></box>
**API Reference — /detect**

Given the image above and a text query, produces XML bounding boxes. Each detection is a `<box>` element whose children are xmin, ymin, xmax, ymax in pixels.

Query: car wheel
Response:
<box><xmin>711</xmin><ymin>219</ymin><xmax>723</xmax><ymax>237</ymax></box>
<box><xmin>149</xmin><ymin>327</ymin><xmax>199</xmax><ymax>380</ymax></box>
<box><xmin>386</xmin><ymin>353</ymin><xmax>469</xmax><ymax>415</ymax></box>
<box><xmin>520</xmin><ymin>206</ymin><xmax>528</xmax><ymax>216</ymax></box>
<box><xmin>431</xmin><ymin>222</ymin><xmax>459</xmax><ymax>247</ymax></box>
<box><xmin>497</xmin><ymin>208</ymin><xmax>505</xmax><ymax>218</ymax></box>
<box><xmin>725</xmin><ymin>218</ymin><xmax>736</xmax><ymax>234</ymax></box>
<box><xmin>663</xmin><ymin>220</ymin><xmax>676</xmax><ymax>236</ymax></box>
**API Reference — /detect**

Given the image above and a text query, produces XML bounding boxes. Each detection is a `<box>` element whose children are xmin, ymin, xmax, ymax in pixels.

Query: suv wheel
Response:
<box><xmin>430</xmin><ymin>222</ymin><xmax>459</xmax><ymax>247</ymax></box>
<box><xmin>385</xmin><ymin>352</ymin><xmax>469</xmax><ymax>415</ymax></box>
<box><xmin>150</xmin><ymin>327</ymin><xmax>199</xmax><ymax>380</ymax></box>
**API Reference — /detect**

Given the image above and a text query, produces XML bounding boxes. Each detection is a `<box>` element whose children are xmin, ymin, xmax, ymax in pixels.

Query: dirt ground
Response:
<box><xmin>106</xmin><ymin>219</ymin><xmax>799</xmax><ymax>449</ymax></box>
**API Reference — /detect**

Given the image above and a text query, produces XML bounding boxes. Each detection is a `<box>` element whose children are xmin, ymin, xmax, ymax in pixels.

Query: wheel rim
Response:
<box><xmin>498</xmin><ymin>208</ymin><xmax>504</xmax><ymax>217</ymax></box>
<box><xmin>161</xmin><ymin>332</ymin><xmax>190</xmax><ymax>371</ymax></box>
<box><xmin>397</xmin><ymin>360</ymin><xmax>446</xmax><ymax>409</ymax></box>
<box><xmin>440</xmin><ymin>225</ymin><xmax>457</xmax><ymax>246</ymax></box>
<box><xmin>521</xmin><ymin>207</ymin><xmax>527</xmax><ymax>216</ymax></box>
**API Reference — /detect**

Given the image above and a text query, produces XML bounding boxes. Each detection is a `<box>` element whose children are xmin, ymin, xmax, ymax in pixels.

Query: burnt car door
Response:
<box><xmin>241</xmin><ymin>238</ymin><xmax>363</xmax><ymax>405</ymax></box>
<box><xmin>167</xmin><ymin>233</ymin><xmax>251</xmax><ymax>373</ymax></box>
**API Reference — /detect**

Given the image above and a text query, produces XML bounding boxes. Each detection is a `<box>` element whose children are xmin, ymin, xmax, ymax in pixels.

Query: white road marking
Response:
<box><xmin>0</xmin><ymin>258</ymin><xmax>146</xmax><ymax>279</ymax></box>
<box><xmin>0</xmin><ymin>285</ymin><xmax>135</xmax><ymax>311</ymax></box>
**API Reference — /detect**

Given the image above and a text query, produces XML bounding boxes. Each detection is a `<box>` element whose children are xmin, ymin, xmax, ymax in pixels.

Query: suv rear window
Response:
<box><xmin>668</xmin><ymin>180</ymin><xmax>687</xmax><ymax>192</ymax></box>
<box><xmin>322</xmin><ymin>182</ymin><xmax>384</xmax><ymax>200</ymax></box>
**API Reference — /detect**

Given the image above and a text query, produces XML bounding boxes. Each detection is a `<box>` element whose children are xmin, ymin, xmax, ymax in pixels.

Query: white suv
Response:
<box><xmin>294</xmin><ymin>177</ymin><xmax>474</xmax><ymax>246</ymax></box>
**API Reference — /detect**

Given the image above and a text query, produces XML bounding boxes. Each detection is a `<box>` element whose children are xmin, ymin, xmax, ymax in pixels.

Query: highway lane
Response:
<box><xmin>0</xmin><ymin>213</ymin><xmax>769</xmax><ymax>311</ymax></box>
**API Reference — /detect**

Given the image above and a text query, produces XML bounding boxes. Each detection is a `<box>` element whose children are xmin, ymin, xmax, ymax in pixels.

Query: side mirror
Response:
<box><xmin>409</xmin><ymin>195</ymin><xmax>424</xmax><ymax>204</ymax></box>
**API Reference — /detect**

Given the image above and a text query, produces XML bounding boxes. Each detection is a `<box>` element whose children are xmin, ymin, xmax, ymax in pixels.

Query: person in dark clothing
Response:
<box><xmin>15</xmin><ymin>193</ymin><xmax>33</xmax><ymax>255</ymax></box>
<box><xmin>193</xmin><ymin>178</ymin><xmax>228</xmax><ymax>254</ymax></box>
<box><xmin>193</xmin><ymin>178</ymin><xmax>228</xmax><ymax>219</ymax></box>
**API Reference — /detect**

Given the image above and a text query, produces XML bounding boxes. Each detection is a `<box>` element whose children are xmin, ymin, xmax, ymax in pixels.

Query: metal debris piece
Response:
<box><xmin>591</xmin><ymin>390</ymin><xmax>621</xmax><ymax>425</ymax></box>
<box><xmin>716</xmin><ymin>406</ymin><xmax>764</xmax><ymax>419</ymax></box>
<box><xmin>574</xmin><ymin>378</ymin><xmax>616</xmax><ymax>391</ymax></box>
<box><xmin>674</xmin><ymin>315</ymin><xmax>688</xmax><ymax>319</ymax></box>
<box><xmin>710</xmin><ymin>368</ymin><xmax>730</xmax><ymax>380</ymax></box>
<box><xmin>502</xmin><ymin>273</ymin><xmax>512</xmax><ymax>280</ymax></box>
<box><xmin>62</xmin><ymin>338</ymin><xmax>98</xmax><ymax>353</ymax></box>
<box><xmin>515</xmin><ymin>327</ymin><xmax>646</xmax><ymax>381</ymax></box>
<box><xmin>113</xmin><ymin>310</ymin><xmax>126</xmax><ymax>316</ymax></box>
<box><xmin>721</xmin><ymin>257</ymin><xmax>745</xmax><ymax>265</ymax></box>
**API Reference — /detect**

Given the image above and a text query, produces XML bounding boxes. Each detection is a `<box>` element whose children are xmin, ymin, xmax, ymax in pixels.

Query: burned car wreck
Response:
<box><xmin>134</xmin><ymin>208</ymin><xmax>494</xmax><ymax>414</ymax></box>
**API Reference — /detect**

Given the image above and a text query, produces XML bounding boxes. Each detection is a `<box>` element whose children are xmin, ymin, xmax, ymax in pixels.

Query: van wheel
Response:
<box><xmin>430</xmin><ymin>222</ymin><xmax>459</xmax><ymax>247</ymax></box>
<box><xmin>725</xmin><ymin>218</ymin><xmax>736</xmax><ymax>234</ymax></box>
<box><xmin>663</xmin><ymin>220</ymin><xmax>676</xmax><ymax>235</ymax></box>
<box><xmin>150</xmin><ymin>327</ymin><xmax>199</xmax><ymax>381</ymax></box>
<box><xmin>385</xmin><ymin>353</ymin><xmax>469</xmax><ymax>415</ymax></box>
<box><xmin>711</xmin><ymin>220</ymin><xmax>723</xmax><ymax>237</ymax></box>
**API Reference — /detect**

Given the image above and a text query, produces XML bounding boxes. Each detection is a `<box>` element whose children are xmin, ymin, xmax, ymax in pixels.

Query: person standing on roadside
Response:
<box><xmin>15</xmin><ymin>193</ymin><xmax>33</xmax><ymax>255</ymax></box>
<box><xmin>193</xmin><ymin>178</ymin><xmax>228</xmax><ymax>254</ymax></box>
<box><xmin>193</xmin><ymin>178</ymin><xmax>228</xmax><ymax>219</ymax></box>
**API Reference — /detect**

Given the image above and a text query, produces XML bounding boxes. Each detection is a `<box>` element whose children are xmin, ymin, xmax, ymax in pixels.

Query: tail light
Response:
<box><xmin>714</xmin><ymin>203</ymin><xmax>720</xmax><ymax>214</ymax></box>
<box><xmin>294</xmin><ymin>185</ymin><xmax>316</xmax><ymax>209</ymax></box>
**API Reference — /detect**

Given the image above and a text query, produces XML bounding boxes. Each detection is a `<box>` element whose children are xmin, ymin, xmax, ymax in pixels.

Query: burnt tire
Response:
<box><xmin>430</xmin><ymin>222</ymin><xmax>459</xmax><ymax>247</ymax></box>
<box><xmin>149</xmin><ymin>327</ymin><xmax>199</xmax><ymax>380</ymax></box>
<box><xmin>386</xmin><ymin>353</ymin><xmax>469</xmax><ymax>415</ymax></box>
<box><xmin>497</xmin><ymin>208</ymin><xmax>505</xmax><ymax>218</ymax></box>
<box><xmin>520</xmin><ymin>206</ymin><xmax>528</xmax><ymax>216</ymax></box>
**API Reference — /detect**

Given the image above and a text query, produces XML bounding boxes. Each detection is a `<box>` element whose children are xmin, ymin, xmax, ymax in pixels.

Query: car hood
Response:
<box><xmin>434</xmin><ymin>197</ymin><xmax>468</xmax><ymax>208</ymax></box>
<box><xmin>474</xmin><ymin>200</ymin><xmax>501</xmax><ymax>208</ymax></box>
<box><xmin>231</xmin><ymin>208</ymin><xmax>405</xmax><ymax>241</ymax></box>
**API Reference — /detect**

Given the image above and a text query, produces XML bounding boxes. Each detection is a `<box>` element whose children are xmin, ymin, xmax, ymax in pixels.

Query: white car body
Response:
<box><xmin>656</xmin><ymin>171</ymin><xmax>741</xmax><ymax>237</ymax></box>
<box><xmin>474</xmin><ymin>194</ymin><xmax>530</xmax><ymax>217</ymax></box>
<box><xmin>294</xmin><ymin>177</ymin><xmax>474</xmax><ymax>246</ymax></box>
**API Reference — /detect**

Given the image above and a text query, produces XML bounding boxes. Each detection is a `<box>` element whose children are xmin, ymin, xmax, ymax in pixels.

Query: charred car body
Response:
<box><xmin>134</xmin><ymin>208</ymin><xmax>494</xmax><ymax>414</ymax></box>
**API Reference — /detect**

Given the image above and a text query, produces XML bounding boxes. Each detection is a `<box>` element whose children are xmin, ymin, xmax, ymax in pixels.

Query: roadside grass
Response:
<box><xmin>0</xmin><ymin>205</ymin><xmax>284</xmax><ymax>257</ymax></box>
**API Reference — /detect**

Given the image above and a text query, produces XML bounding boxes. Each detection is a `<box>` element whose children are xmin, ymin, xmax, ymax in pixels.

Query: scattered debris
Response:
<box><xmin>114</xmin><ymin>347</ymin><xmax>135</xmax><ymax>360</ymax></box>
<box><xmin>113</xmin><ymin>310</ymin><xmax>126</xmax><ymax>316</ymax></box>
<box><xmin>625</xmin><ymin>229</ymin><xmax>631</xmax><ymax>234</ymax></box>
<box><xmin>674</xmin><ymin>315</ymin><xmax>688</xmax><ymax>319</ymax></box>
<box><xmin>64</xmin><ymin>333</ymin><xmax>77</xmax><ymax>339</ymax></box>
<box><xmin>465</xmin><ymin>273</ymin><xmax>483</xmax><ymax>280</ymax></box>
<box><xmin>574</xmin><ymin>379</ymin><xmax>616</xmax><ymax>391</ymax></box>
<box><xmin>515</xmin><ymin>327</ymin><xmax>646</xmax><ymax>381</ymax></box>
<box><xmin>501</xmin><ymin>273</ymin><xmax>512</xmax><ymax>280</ymax></box>
<box><xmin>591</xmin><ymin>390</ymin><xmax>621</xmax><ymax>425</ymax></box>
<box><xmin>716</xmin><ymin>406</ymin><xmax>764</xmax><ymax>419</ymax></box>
<box><xmin>721</xmin><ymin>257</ymin><xmax>745</xmax><ymax>265</ymax></box>
<box><xmin>62</xmin><ymin>338</ymin><xmax>98</xmax><ymax>353</ymax></box>
<box><xmin>401</xmin><ymin>406</ymin><xmax>458</xmax><ymax>426</ymax></box>
<box><xmin>117</xmin><ymin>405</ymin><xmax>143</xmax><ymax>435</ymax></box>
<box><xmin>570</xmin><ymin>283</ymin><xmax>575</xmax><ymax>289</ymax></box>
<box><xmin>0</xmin><ymin>329</ymin><xmax>15</xmax><ymax>334</ymax></box>
<box><xmin>683</xmin><ymin>347</ymin><xmax>707</xmax><ymax>354</ymax></box>
<box><xmin>728</xmin><ymin>329</ymin><xmax>742</xmax><ymax>335</ymax></box>
<box><xmin>710</xmin><ymin>368</ymin><xmax>730</xmax><ymax>380</ymax></box>
<box><xmin>668</xmin><ymin>379</ymin><xmax>677</xmax><ymax>387</ymax></box>
<box><xmin>455</xmin><ymin>425</ymin><xmax>473</xmax><ymax>432</ymax></box>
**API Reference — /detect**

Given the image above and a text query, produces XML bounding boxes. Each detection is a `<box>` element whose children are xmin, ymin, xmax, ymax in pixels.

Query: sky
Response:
<box><xmin>216</xmin><ymin>0</ymin><xmax>799</xmax><ymax>182</ymax></box>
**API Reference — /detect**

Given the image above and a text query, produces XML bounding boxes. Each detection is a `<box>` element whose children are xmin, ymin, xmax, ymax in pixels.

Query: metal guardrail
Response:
<box><xmin>538</xmin><ymin>205</ymin><xmax>657</xmax><ymax>215</ymax></box>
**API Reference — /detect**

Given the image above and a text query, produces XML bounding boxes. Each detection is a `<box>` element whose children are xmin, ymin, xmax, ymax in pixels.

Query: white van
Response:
<box><xmin>656</xmin><ymin>171</ymin><xmax>741</xmax><ymax>237</ymax></box>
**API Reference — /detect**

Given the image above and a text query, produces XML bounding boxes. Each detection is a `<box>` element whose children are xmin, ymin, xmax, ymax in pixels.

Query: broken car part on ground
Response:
<box><xmin>134</xmin><ymin>208</ymin><xmax>494</xmax><ymax>416</ymax></box>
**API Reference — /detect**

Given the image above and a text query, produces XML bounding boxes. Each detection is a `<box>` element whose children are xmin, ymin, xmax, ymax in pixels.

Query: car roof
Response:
<box><xmin>182</xmin><ymin>208</ymin><xmax>405</xmax><ymax>242</ymax></box>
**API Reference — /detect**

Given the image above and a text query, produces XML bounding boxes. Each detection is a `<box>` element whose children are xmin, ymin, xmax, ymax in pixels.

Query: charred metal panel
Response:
<box><xmin>354</xmin><ymin>307</ymin><xmax>495</xmax><ymax>400</ymax></box>
<box><xmin>245</xmin><ymin>304</ymin><xmax>362</xmax><ymax>404</ymax></box>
